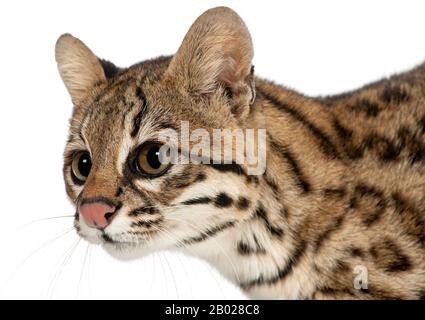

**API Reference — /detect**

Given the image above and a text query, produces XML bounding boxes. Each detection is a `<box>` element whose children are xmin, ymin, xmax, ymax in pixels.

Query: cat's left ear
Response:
<box><xmin>55</xmin><ymin>34</ymin><xmax>107</xmax><ymax>105</ymax></box>
<box><xmin>164</xmin><ymin>7</ymin><xmax>255</xmax><ymax>119</ymax></box>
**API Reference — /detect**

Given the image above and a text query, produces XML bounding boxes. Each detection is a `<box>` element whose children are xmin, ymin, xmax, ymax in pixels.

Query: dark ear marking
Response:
<box><xmin>99</xmin><ymin>59</ymin><xmax>120</xmax><ymax>78</ymax></box>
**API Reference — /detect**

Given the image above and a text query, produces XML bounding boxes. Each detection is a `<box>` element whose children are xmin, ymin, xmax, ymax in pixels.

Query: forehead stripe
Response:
<box><xmin>130</xmin><ymin>87</ymin><xmax>148</xmax><ymax>138</ymax></box>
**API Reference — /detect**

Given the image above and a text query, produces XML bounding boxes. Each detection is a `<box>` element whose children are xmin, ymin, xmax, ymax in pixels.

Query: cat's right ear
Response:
<box><xmin>55</xmin><ymin>34</ymin><xmax>106</xmax><ymax>105</ymax></box>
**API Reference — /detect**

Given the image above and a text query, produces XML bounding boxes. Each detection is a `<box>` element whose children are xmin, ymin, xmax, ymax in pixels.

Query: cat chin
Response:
<box><xmin>101</xmin><ymin>241</ymin><xmax>156</xmax><ymax>261</ymax></box>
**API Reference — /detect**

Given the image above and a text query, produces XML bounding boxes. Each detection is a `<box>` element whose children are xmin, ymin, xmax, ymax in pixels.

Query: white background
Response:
<box><xmin>1</xmin><ymin>0</ymin><xmax>425</xmax><ymax>299</ymax></box>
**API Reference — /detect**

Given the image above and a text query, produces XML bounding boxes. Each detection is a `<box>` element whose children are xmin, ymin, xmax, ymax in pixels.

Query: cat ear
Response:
<box><xmin>165</xmin><ymin>7</ymin><xmax>255</xmax><ymax>118</ymax></box>
<box><xmin>55</xmin><ymin>34</ymin><xmax>106</xmax><ymax>105</ymax></box>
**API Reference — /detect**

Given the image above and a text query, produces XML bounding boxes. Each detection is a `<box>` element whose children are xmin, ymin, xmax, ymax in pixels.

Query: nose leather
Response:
<box><xmin>79</xmin><ymin>202</ymin><xmax>116</xmax><ymax>229</ymax></box>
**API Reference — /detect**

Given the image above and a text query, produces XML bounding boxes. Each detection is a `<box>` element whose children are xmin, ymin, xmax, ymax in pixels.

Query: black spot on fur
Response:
<box><xmin>237</xmin><ymin>241</ymin><xmax>252</xmax><ymax>255</ymax></box>
<box><xmin>366</xmin><ymin>134</ymin><xmax>401</xmax><ymax>161</ymax></box>
<box><xmin>348</xmin><ymin>246</ymin><xmax>365</xmax><ymax>258</ymax></box>
<box><xmin>353</xmin><ymin>183</ymin><xmax>387</xmax><ymax>226</ymax></box>
<box><xmin>214</xmin><ymin>193</ymin><xmax>233</xmax><ymax>208</ymax></box>
<box><xmin>369</xmin><ymin>239</ymin><xmax>412</xmax><ymax>273</ymax></box>
<box><xmin>237</xmin><ymin>239</ymin><xmax>266</xmax><ymax>255</ymax></box>
<box><xmin>195</xmin><ymin>172</ymin><xmax>206</xmax><ymax>182</ymax></box>
<box><xmin>323</xmin><ymin>187</ymin><xmax>347</xmax><ymax>199</ymax></box>
<box><xmin>358</xmin><ymin>99</ymin><xmax>381</xmax><ymax>117</ymax></box>
<box><xmin>236</xmin><ymin>196</ymin><xmax>250</xmax><ymax>210</ymax></box>
<box><xmin>381</xmin><ymin>85</ymin><xmax>409</xmax><ymax>104</ymax></box>
<box><xmin>348</xmin><ymin>99</ymin><xmax>381</xmax><ymax>117</ymax></box>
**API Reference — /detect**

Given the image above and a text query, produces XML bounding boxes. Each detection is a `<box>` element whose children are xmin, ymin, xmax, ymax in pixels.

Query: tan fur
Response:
<box><xmin>55</xmin><ymin>34</ymin><xmax>106</xmax><ymax>105</ymax></box>
<box><xmin>57</xmin><ymin>7</ymin><xmax>425</xmax><ymax>299</ymax></box>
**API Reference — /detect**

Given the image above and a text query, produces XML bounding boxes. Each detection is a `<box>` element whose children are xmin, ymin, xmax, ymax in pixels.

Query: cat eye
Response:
<box><xmin>71</xmin><ymin>151</ymin><xmax>92</xmax><ymax>182</ymax></box>
<box><xmin>136</xmin><ymin>142</ymin><xmax>170</xmax><ymax>177</ymax></box>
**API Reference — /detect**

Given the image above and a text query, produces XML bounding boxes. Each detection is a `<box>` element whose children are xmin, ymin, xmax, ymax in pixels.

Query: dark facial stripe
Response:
<box><xmin>177</xmin><ymin>148</ymin><xmax>259</xmax><ymax>184</ymax></box>
<box><xmin>181</xmin><ymin>197</ymin><xmax>212</xmax><ymax>206</ymax></box>
<box><xmin>209</xmin><ymin>162</ymin><xmax>246</xmax><ymax>176</ymax></box>
<box><xmin>128</xmin><ymin>206</ymin><xmax>160</xmax><ymax>216</ymax></box>
<box><xmin>130</xmin><ymin>87</ymin><xmax>148</xmax><ymax>138</ymax></box>
<box><xmin>179</xmin><ymin>220</ymin><xmax>236</xmax><ymax>245</ymax></box>
<box><xmin>132</xmin><ymin>217</ymin><xmax>164</xmax><ymax>228</ymax></box>
<box><xmin>269</xmin><ymin>138</ymin><xmax>311</xmax><ymax>193</ymax></box>
<box><xmin>240</xmin><ymin>240</ymin><xmax>307</xmax><ymax>289</ymax></box>
<box><xmin>259</xmin><ymin>88</ymin><xmax>340</xmax><ymax>159</ymax></box>
<box><xmin>181</xmin><ymin>193</ymin><xmax>234</xmax><ymax>208</ymax></box>
<box><xmin>254</xmin><ymin>203</ymin><xmax>284</xmax><ymax>237</ymax></box>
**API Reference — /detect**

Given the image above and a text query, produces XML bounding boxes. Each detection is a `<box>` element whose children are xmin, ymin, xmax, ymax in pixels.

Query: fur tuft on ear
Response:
<box><xmin>55</xmin><ymin>34</ymin><xmax>106</xmax><ymax>105</ymax></box>
<box><xmin>165</xmin><ymin>7</ymin><xmax>255</xmax><ymax>117</ymax></box>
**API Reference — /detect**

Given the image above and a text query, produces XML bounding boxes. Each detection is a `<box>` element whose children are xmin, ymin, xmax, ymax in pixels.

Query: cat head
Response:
<box><xmin>56</xmin><ymin>7</ymin><xmax>264</xmax><ymax>258</ymax></box>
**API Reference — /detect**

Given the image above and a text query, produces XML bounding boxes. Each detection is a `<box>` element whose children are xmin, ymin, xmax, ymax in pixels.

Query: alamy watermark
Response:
<box><xmin>156</xmin><ymin>121</ymin><xmax>267</xmax><ymax>175</ymax></box>
<box><xmin>353</xmin><ymin>265</ymin><xmax>368</xmax><ymax>290</ymax></box>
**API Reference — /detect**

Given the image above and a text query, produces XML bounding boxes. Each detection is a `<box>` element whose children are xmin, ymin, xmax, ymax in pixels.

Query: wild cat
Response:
<box><xmin>55</xmin><ymin>7</ymin><xmax>425</xmax><ymax>299</ymax></box>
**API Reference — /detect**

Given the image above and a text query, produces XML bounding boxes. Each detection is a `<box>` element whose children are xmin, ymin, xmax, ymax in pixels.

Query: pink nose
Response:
<box><xmin>79</xmin><ymin>202</ymin><xmax>116</xmax><ymax>229</ymax></box>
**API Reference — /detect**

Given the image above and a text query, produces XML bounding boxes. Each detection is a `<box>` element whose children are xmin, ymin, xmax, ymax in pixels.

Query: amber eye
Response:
<box><xmin>136</xmin><ymin>142</ymin><xmax>169</xmax><ymax>176</ymax></box>
<box><xmin>71</xmin><ymin>151</ymin><xmax>92</xmax><ymax>182</ymax></box>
